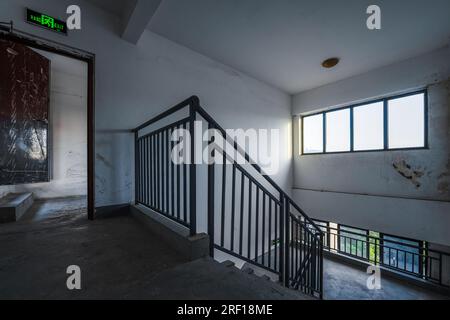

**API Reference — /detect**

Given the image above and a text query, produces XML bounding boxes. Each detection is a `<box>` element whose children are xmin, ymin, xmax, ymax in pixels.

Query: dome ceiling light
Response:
<box><xmin>322</xmin><ymin>57</ymin><xmax>340</xmax><ymax>69</ymax></box>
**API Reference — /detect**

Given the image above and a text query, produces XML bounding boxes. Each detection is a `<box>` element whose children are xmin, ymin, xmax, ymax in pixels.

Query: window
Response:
<box><xmin>339</xmin><ymin>225</ymin><xmax>368</xmax><ymax>259</ymax></box>
<box><xmin>353</xmin><ymin>102</ymin><xmax>384</xmax><ymax>151</ymax></box>
<box><xmin>388</xmin><ymin>93</ymin><xmax>425</xmax><ymax>149</ymax></box>
<box><xmin>326</xmin><ymin>109</ymin><xmax>350</xmax><ymax>152</ymax></box>
<box><xmin>301</xmin><ymin>91</ymin><xmax>427</xmax><ymax>155</ymax></box>
<box><xmin>382</xmin><ymin>234</ymin><xmax>423</xmax><ymax>275</ymax></box>
<box><xmin>311</xmin><ymin>218</ymin><xmax>430</xmax><ymax>280</ymax></box>
<box><xmin>302</xmin><ymin>114</ymin><xmax>323</xmax><ymax>153</ymax></box>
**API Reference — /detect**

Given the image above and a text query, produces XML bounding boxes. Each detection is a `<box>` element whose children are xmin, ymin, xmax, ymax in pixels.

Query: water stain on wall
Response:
<box><xmin>96</xmin><ymin>153</ymin><xmax>113</xmax><ymax>168</ymax></box>
<box><xmin>392</xmin><ymin>159</ymin><xmax>424</xmax><ymax>188</ymax></box>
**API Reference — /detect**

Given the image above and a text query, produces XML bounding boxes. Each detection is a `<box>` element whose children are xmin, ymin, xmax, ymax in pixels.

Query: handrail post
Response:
<box><xmin>134</xmin><ymin>130</ymin><xmax>139</xmax><ymax>205</ymax></box>
<box><xmin>319</xmin><ymin>232</ymin><xmax>324</xmax><ymax>299</ymax></box>
<box><xmin>207</xmin><ymin>124</ymin><xmax>215</xmax><ymax>257</ymax></box>
<box><xmin>189</xmin><ymin>99</ymin><xmax>197</xmax><ymax>236</ymax></box>
<box><xmin>284</xmin><ymin>197</ymin><xmax>290</xmax><ymax>287</ymax></box>
<box><xmin>279</xmin><ymin>193</ymin><xmax>284</xmax><ymax>284</ymax></box>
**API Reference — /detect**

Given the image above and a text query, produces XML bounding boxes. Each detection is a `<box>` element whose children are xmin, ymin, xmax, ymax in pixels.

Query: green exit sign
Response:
<box><xmin>26</xmin><ymin>8</ymin><xmax>67</xmax><ymax>35</ymax></box>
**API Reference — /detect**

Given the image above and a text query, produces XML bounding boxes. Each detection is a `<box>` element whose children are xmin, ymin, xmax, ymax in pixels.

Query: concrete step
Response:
<box><xmin>139</xmin><ymin>257</ymin><xmax>313</xmax><ymax>300</ymax></box>
<box><xmin>0</xmin><ymin>193</ymin><xmax>33</xmax><ymax>224</ymax></box>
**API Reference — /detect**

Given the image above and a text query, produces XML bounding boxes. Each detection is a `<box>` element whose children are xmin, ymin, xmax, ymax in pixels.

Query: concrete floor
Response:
<box><xmin>1</xmin><ymin>198</ymin><xmax>448</xmax><ymax>300</ymax></box>
<box><xmin>0</xmin><ymin>201</ymin><xmax>306</xmax><ymax>300</ymax></box>
<box><xmin>323</xmin><ymin>258</ymin><xmax>449</xmax><ymax>300</ymax></box>
<box><xmin>245</xmin><ymin>247</ymin><xmax>450</xmax><ymax>300</ymax></box>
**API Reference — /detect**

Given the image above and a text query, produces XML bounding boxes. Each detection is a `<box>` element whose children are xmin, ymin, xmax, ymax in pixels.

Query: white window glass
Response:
<box><xmin>303</xmin><ymin>114</ymin><xmax>323</xmax><ymax>153</ymax></box>
<box><xmin>353</xmin><ymin>102</ymin><xmax>384</xmax><ymax>151</ymax></box>
<box><xmin>326</xmin><ymin>109</ymin><xmax>350</xmax><ymax>152</ymax></box>
<box><xmin>388</xmin><ymin>93</ymin><xmax>425</xmax><ymax>149</ymax></box>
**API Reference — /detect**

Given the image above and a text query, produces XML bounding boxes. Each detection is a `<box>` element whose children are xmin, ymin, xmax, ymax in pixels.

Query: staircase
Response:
<box><xmin>131</xmin><ymin>96</ymin><xmax>324</xmax><ymax>299</ymax></box>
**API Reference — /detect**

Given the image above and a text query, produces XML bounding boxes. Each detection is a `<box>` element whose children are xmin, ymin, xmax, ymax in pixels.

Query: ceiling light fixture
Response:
<box><xmin>322</xmin><ymin>57</ymin><xmax>340</xmax><ymax>69</ymax></box>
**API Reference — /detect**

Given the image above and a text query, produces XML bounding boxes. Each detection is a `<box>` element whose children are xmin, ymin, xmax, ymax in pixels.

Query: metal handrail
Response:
<box><xmin>308</xmin><ymin>219</ymin><xmax>450</xmax><ymax>288</ymax></box>
<box><xmin>133</xmin><ymin>96</ymin><xmax>324</xmax><ymax>298</ymax></box>
<box><xmin>132</xmin><ymin>96</ymin><xmax>323</xmax><ymax>235</ymax></box>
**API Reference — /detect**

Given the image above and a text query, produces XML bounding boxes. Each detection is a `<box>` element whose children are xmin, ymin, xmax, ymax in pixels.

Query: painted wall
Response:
<box><xmin>292</xmin><ymin>47</ymin><xmax>450</xmax><ymax>247</ymax></box>
<box><xmin>0</xmin><ymin>0</ymin><xmax>292</xmax><ymax>207</ymax></box>
<box><xmin>0</xmin><ymin>48</ymin><xmax>88</xmax><ymax>199</ymax></box>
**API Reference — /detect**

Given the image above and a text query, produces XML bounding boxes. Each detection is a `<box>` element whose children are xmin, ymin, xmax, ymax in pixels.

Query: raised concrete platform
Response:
<box><xmin>130</xmin><ymin>204</ymin><xmax>209</xmax><ymax>261</ymax></box>
<box><xmin>0</xmin><ymin>193</ymin><xmax>33</xmax><ymax>224</ymax></box>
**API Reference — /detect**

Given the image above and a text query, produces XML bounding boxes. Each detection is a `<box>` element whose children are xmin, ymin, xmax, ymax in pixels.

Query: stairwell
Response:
<box><xmin>131</xmin><ymin>96</ymin><xmax>324</xmax><ymax>299</ymax></box>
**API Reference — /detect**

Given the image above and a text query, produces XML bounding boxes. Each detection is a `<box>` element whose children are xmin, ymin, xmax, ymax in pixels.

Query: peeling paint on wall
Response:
<box><xmin>392</xmin><ymin>159</ymin><xmax>424</xmax><ymax>188</ymax></box>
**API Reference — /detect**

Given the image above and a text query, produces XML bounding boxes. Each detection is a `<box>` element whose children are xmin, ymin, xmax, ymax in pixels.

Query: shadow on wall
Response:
<box><xmin>95</xmin><ymin>130</ymin><xmax>133</xmax><ymax>207</ymax></box>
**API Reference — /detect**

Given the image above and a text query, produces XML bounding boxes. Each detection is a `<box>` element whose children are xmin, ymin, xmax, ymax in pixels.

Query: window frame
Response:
<box><xmin>300</xmin><ymin>90</ymin><xmax>428</xmax><ymax>155</ymax></box>
<box><xmin>379</xmin><ymin>232</ymin><xmax>426</xmax><ymax>276</ymax></box>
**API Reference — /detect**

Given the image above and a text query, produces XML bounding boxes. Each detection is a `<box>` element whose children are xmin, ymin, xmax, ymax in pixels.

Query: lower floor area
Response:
<box><xmin>0</xmin><ymin>198</ymin><xmax>448</xmax><ymax>300</ymax></box>
<box><xmin>323</xmin><ymin>258</ymin><xmax>448</xmax><ymax>300</ymax></box>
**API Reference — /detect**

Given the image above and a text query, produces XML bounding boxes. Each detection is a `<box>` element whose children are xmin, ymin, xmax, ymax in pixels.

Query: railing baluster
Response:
<box><xmin>290</xmin><ymin>213</ymin><xmax>293</xmax><ymax>283</ymax></box>
<box><xmin>183</xmin><ymin>124</ymin><xmax>187</xmax><ymax>222</ymax></box>
<box><xmin>230</xmin><ymin>164</ymin><xmax>236</xmax><ymax>252</ymax></box>
<box><xmin>284</xmin><ymin>199</ymin><xmax>290</xmax><ymax>287</ymax></box>
<box><xmin>152</xmin><ymin>134</ymin><xmax>156</xmax><ymax>208</ymax></box>
<box><xmin>239</xmin><ymin>172</ymin><xmax>244</xmax><ymax>256</ymax></box>
<box><xmin>177</xmin><ymin>126</ymin><xmax>181</xmax><ymax>220</ymax></box>
<box><xmin>189</xmin><ymin>102</ymin><xmax>196</xmax><ymax>234</ymax></box>
<box><xmin>221</xmin><ymin>149</ymin><xmax>226</xmax><ymax>247</ymax></box>
<box><xmin>149</xmin><ymin>135</ymin><xmax>152</xmax><ymax>207</ymax></box>
<box><xmin>170</xmin><ymin>128</ymin><xmax>174</xmax><ymax>217</ymax></box>
<box><xmin>138</xmin><ymin>138</ymin><xmax>142</xmax><ymax>204</ymax></box>
<box><xmin>247</xmin><ymin>181</ymin><xmax>252</xmax><ymax>259</ymax></box>
<box><xmin>166</xmin><ymin>130</ymin><xmax>170</xmax><ymax>214</ymax></box>
<box><xmin>207</xmin><ymin>124</ymin><xmax>215</xmax><ymax>257</ymax></box>
<box><xmin>255</xmin><ymin>188</ymin><xmax>259</xmax><ymax>263</ymax></box>
<box><xmin>274</xmin><ymin>203</ymin><xmax>278</xmax><ymax>272</ymax></box>
<box><xmin>162</xmin><ymin>130</ymin><xmax>165</xmax><ymax>213</ymax></box>
<box><xmin>144</xmin><ymin>137</ymin><xmax>148</xmax><ymax>206</ymax></box>
<box><xmin>261</xmin><ymin>193</ymin><xmax>266</xmax><ymax>266</ymax></box>
<box><xmin>134</xmin><ymin>132</ymin><xmax>139</xmax><ymax>204</ymax></box>
<box><xmin>158</xmin><ymin>132</ymin><xmax>161</xmax><ymax>210</ymax></box>
<box><xmin>295</xmin><ymin>222</ymin><xmax>299</xmax><ymax>282</ymax></box>
<box><xmin>142</xmin><ymin>138</ymin><xmax>146</xmax><ymax>204</ymax></box>
<box><xmin>268</xmin><ymin>199</ymin><xmax>272</xmax><ymax>269</ymax></box>
<box><xmin>279</xmin><ymin>194</ymin><xmax>284</xmax><ymax>284</ymax></box>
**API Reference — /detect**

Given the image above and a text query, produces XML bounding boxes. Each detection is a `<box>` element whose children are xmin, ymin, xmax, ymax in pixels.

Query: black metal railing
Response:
<box><xmin>308</xmin><ymin>219</ymin><xmax>450</xmax><ymax>288</ymax></box>
<box><xmin>133</xmin><ymin>98</ymin><xmax>197</xmax><ymax>235</ymax></box>
<box><xmin>286</xmin><ymin>198</ymin><xmax>323</xmax><ymax>297</ymax></box>
<box><xmin>132</xmin><ymin>96</ymin><xmax>324</xmax><ymax>298</ymax></box>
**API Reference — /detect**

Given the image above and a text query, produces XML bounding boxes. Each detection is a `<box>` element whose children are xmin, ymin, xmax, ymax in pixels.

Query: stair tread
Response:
<box><xmin>0</xmin><ymin>193</ymin><xmax>33</xmax><ymax>208</ymax></box>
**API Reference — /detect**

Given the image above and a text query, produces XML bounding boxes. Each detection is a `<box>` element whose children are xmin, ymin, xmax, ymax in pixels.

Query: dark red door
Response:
<box><xmin>0</xmin><ymin>39</ymin><xmax>50</xmax><ymax>185</ymax></box>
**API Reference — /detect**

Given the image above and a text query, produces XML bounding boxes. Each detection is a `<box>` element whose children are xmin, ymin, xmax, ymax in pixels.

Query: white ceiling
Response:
<box><xmin>88</xmin><ymin>0</ymin><xmax>450</xmax><ymax>94</ymax></box>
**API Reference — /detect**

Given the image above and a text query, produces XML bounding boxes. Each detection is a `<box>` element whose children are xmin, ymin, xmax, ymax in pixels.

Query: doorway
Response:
<box><xmin>0</xmin><ymin>31</ymin><xmax>95</xmax><ymax>221</ymax></box>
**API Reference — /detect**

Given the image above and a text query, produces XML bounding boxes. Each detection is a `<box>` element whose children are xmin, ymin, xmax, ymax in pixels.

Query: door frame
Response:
<box><xmin>0</xmin><ymin>30</ymin><xmax>96</xmax><ymax>220</ymax></box>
